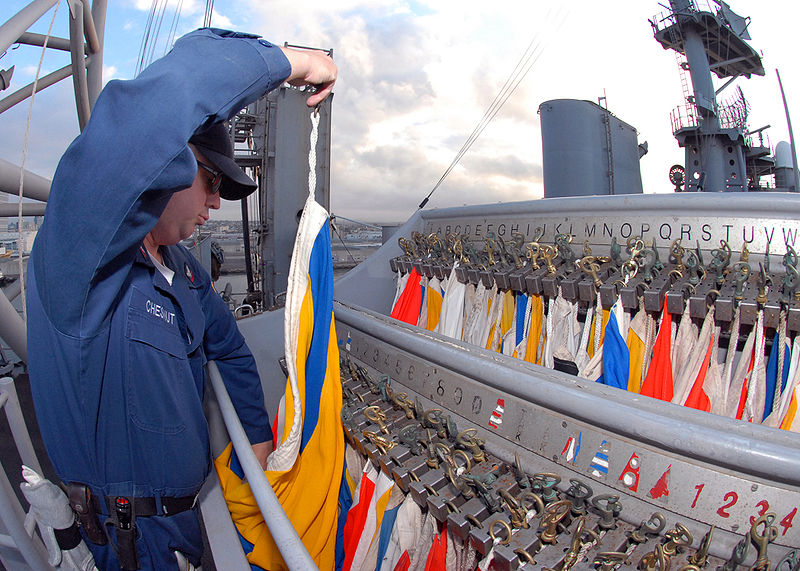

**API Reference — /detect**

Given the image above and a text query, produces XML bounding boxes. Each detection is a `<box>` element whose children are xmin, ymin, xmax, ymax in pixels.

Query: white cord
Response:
<box><xmin>17</xmin><ymin>2</ymin><xmax>60</xmax><ymax>324</ymax></box>
<box><xmin>308</xmin><ymin>110</ymin><xmax>320</xmax><ymax>199</ymax></box>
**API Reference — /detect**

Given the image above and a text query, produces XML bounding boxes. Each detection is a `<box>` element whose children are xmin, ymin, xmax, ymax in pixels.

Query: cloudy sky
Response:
<box><xmin>2</xmin><ymin>0</ymin><xmax>798</xmax><ymax>223</ymax></box>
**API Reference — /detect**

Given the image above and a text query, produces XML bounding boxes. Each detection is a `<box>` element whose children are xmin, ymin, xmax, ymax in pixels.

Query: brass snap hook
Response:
<box><xmin>519</xmin><ymin>491</ymin><xmax>545</xmax><ymax>517</ymax></box>
<box><xmin>705</xmin><ymin>288</ymin><xmax>721</xmax><ymax>309</ymax></box>
<box><xmin>489</xmin><ymin>519</ymin><xmax>512</xmax><ymax>545</ymax></box>
<box><xmin>363</xmin><ymin>405</ymin><xmax>389</xmax><ymax>434</ymax></box>
<box><xmin>456</xmin><ymin>428</ymin><xmax>486</xmax><ymax>463</ymax></box>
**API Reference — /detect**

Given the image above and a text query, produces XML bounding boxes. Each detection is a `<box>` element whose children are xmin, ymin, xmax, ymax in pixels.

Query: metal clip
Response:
<box><xmin>519</xmin><ymin>491</ymin><xmax>545</xmax><ymax>518</ymax></box>
<box><xmin>750</xmin><ymin>512</ymin><xmax>779</xmax><ymax>571</ymax></box>
<box><xmin>555</xmin><ymin>233</ymin><xmax>577</xmax><ymax>269</ymax></box>
<box><xmin>591</xmin><ymin>494</ymin><xmax>622</xmax><ymax>530</ymax></box>
<box><xmin>776</xmin><ymin>549</ymin><xmax>800</xmax><ymax>571</ymax></box>
<box><xmin>670</xmin><ymin>239</ymin><xmax>686</xmax><ymax>274</ymax></box>
<box><xmin>629</xmin><ymin>512</ymin><xmax>666</xmax><ymax>544</ymax></box>
<box><xmin>531</xmin><ymin>472</ymin><xmax>561</xmax><ymax>504</ymax></box>
<box><xmin>610</xmin><ymin>237</ymin><xmax>624</xmax><ymax>268</ymax></box>
<box><xmin>377</xmin><ymin>375</ymin><xmax>393</xmax><ymax>401</ymax></box>
<box><xmin>513</xmin><ymin>452</ymin><xmax>531</xmax><ymax>489</ymax></box>
<box><xmin>484</xmin><ymin>235</ymin><xmax>497</xmax><ymax>266</ymax></box>
<box><xmin>398</xmin><ymin>424</ymin><xmax>423</xmax><ymax>455</ymax></box>
<box><xmin>721</xmin><ymin>534</ymin><xmax>749</xmax><ymax>571</ymax></box>
<box><xmin>685</xmin><ymin>248</ymin><xmax>706</xmax><ymax>286</ymax></box>
<box><xmin>489</xmin><ymin>519</ymin><xmax>512</xmax><ymax>546</ymax></box>
<box><xmin>560</xmin><ymin>516</ymin><xmax>599</xmax><ymax>571</ymax></box>
<box><xmin>425</xmin><ymin>429</ymin><xmax>439</xmax><ymax>469</ymax></box>
<box><xmin>662</xmin><ymin>523</ymin><xmax>692</xmax><ymax>558</ymax></box>
<box><xmin>687</xmin><ymin>525</ymin><xmax>713</xmax><ymax>567</ymax></box>
<box><xmin>539</xmin><ymin>499</ymin><xmax>571</xmax><ymax>544</ymax></box>
<box><xmin>499</xmin><ymin>489</ymin><xmax>530</xmax><ymax>529</ymax></box>
<box><xmin>362</xmin><ymin>430</ymin><xmax>395</xmax><ymax>454</ymax></box>
<box><xmin>363</xmin><ymin>405</ymin><xmax>389</xmax><ymax>434</ymax></box>
<box><xmin>565</xmin><ymin>478</ymin><xmax>593</xmax><ymax>516</ymax></box>
<box><xmin>463</xmin><ymin>471</ymin><xmax>502</xmax><ymax>513</ymax></box>
<box><xmin>422</xmin><ymin>408</ymin><xmax>448</xmax><ymax>439</ymax></box>
<box><xmin>638</xmin><ymin>543</ymin><xmax>668</xmax><ymax>571</ymax></box>
<box><xmin>456</xmin><ymin>428</ymin><xmax>486</xmax><ymax>463</ymax></box>
<box><xmin>580</xmin><ymin>256</ymin><xmax>603</xmax><ymax>289</ymax></box>
<box><xmin>527</xmin><ymin>242</ymin><xmax>542</xmax><ymax>270</ymax></box>
<box><xmin>710</xmin><ymin>239</ymin><xmax>731</xmax><ymax>287</ymax></box>
<box><xmin>541</xmin><ymin>244</ymin><xmax>558</xmax><ymax>274</ymax></box>
<box><xmin>594</xmin><ymin>551</ymin><xmax>631</xmax><ymax>571</ymax></box>
<box><xmin>734</xmin><ymin>261</ymin><xmax>751</xmax><ymax>301</ymax></box>
<box><xmin>391</xmin><ymin>391</ymin><xmax>415</xmax><ymax>419</ymax></box>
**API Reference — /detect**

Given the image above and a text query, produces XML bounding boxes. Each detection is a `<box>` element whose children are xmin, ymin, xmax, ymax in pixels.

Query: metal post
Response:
<box><xmin>0</xmin><ymin>290</ymin><xmax>27</xmax><ymax>362</ymax></box>
<box><xmin>241</xmin><ymin>198</ymin><xmax>255</xmax><ymax>294</ymax></box>
<box><xmin>0</xmin><ymin>0</ymin><xmax>59</xmax><ymax>56</ymax></box>
<box><xmin>0</xmin><ymin>62</ymin><xmax>75</xmax><ymax>114</ymax></box>
<box><xmin>78</xmin><ymin>0</ymin><xmax>99</xmax><ymax>54</ymax></box>
<box><xmin>0</xmin><ymin>204</ymin><xmax>47</xmax><ymax>217</ymax></box>
<box><xmin>777</xmin><ymin>68</ymin><xmax>800</xmax><ymax>193</ymax></box>
<box><xmin>86</xmin><ymin>0</ymin><xmax>107</xmax><ymax>108</ymax></box>
<box><xmin>16</xmin><ymin>32</ymin><xmax>72</xmax><ymax>52</ymax></box>
<box><xmin>0</xmin><ymin>378</ymin><xmax>42</xmax><ymax>476</ymax></box>
<box><xmin>0</xmin><ymin>379</ymin><xmax>50</xmax><ymax>570</ymax></box>
<box><xmin>205</xmin><ymin>361</ymin><xmax>318</xmax><ymax>570</ymax></box>
<box><xmin>68</xmin><ymin>0</ymin><xmax>90</xmax><ymax>131</ymax></box>
<box><xmin>3</xmin><ymin>279</ymin><xmax>22</xmax><ymax>303</ymax></box>
<box><xmin>0</xmin><ymin>158</ymin><xmax>50</xmax><ymax>202</ymax></box>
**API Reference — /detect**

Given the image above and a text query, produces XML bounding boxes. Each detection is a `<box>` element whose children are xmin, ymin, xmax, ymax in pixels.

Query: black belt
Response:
<box><xmin>91</xmin><ymin>493</ymin><xmax>197</xmax><ymax>517</ymax></box>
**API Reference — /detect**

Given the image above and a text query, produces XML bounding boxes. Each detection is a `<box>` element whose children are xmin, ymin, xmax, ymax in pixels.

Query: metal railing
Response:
<box><xmin>0</xmin><ymin>376</ymin><xmax>53</xmax><ymax>570</ymax></box>
<box><xmin>205</xmin><ymin>361</ymin><xmax>318</xmax><ymax>570</ymax></box>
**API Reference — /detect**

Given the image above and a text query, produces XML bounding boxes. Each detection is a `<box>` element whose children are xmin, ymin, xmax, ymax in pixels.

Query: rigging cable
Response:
<box><xmin>145</xmin><ymin>0</ymin><xmax>170</xmax><ymax>72</ymax></box>
<box><xmin>165</xmin><ymin>0</ymin><xmax>186</xmax><ymax>52</ymax></box>
<box><xmin>135</xmin><ymin>0</ymin><xmax>160</xmax><ymax>75</ymax></box>
<box><xmin>17</xmin><ymin>2</ymin><xmax>60</xmax><ymax>324</ymax></box>
<box><xmin>204</xmin><ymin>0</ymin><xmax>215</xmax><ymax>27</ymax></box>
<box><xmin>417</xmin><ymin>7</ymin><xmax>566</xmax><ymax>210</ymax></box>
<box><xmin>331</xmin><ymin>219</ymin><xmax>357</xmax><ymax>264</ymax></box>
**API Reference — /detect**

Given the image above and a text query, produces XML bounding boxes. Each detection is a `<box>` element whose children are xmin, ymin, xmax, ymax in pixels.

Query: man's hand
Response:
<box><xmin>252</xmin><ymin>440</ymin><xmax>273</xmax><ymax>470</ymax></box>
<box><xmin>280</xmin><ymin>47</ymin><xmax>338</xmax><ymax>107</ymax></box>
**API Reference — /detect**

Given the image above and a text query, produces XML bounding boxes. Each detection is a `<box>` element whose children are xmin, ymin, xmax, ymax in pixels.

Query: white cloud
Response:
<box><xmin>1</xmin><ymin>0</ymin><xmax>797</xmax><ymax>226</ymax></box>
<box><xmin>103</xmin><ymin>65</ymin><xmax>119</xmax><ymax>83</ymax></box>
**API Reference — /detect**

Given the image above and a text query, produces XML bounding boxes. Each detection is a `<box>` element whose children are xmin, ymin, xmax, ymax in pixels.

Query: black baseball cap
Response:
<box><xmin>189</xmin><ymin>122</ymin><xmax>257</xmax><ymax>200</ymax></box>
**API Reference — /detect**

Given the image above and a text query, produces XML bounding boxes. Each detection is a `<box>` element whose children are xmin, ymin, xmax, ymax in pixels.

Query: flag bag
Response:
<box><xmin>215</xmin><ymin>111</ymin><xmax>345</xmax><ymax>570</ymax></box>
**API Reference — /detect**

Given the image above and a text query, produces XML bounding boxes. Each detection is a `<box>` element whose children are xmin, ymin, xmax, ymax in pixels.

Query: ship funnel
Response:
<box><xmin>539</xmin><ymin>99</ymin><xmax>644</xmax><ymax>198</ymax></box>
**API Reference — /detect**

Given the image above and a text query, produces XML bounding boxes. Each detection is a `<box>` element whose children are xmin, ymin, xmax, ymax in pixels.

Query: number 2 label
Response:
<box><xmin>716</xmin><ymin>491</ymin><xmax>738</xmax><ymax>518</ymax></box>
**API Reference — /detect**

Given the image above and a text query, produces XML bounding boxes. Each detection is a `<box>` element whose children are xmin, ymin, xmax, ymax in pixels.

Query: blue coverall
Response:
<box><xmin>26</xmin><ymin>28</ymin><xmax>291</xmax><ymax>569</ymax></box>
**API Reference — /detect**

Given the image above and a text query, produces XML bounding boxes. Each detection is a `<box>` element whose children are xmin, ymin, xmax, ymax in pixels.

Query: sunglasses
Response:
<box><xmin>196</xmin><ymin>160</ymin><xmax>222</xmax><ymax>194</ymax></box>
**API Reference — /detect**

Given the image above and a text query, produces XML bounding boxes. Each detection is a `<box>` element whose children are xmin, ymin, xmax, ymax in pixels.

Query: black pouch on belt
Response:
<box><xmin>66</xmin><ymin>483</ymin><xmax>107</xmax><ymax>546</ymax></box>
<box><xmin>112</xmin><ymin>497</ymin><xmax>140</xmax><ymax>571</ymax></box>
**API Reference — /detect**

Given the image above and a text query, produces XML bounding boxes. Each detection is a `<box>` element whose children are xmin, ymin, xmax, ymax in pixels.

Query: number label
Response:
<box><xmin>691</xmin><ymin>484</ymin><xmax>704</xmax><ymax>509</ymax></box>
<box><xmin>716</xmin><ymin>491</ymin><xmax>738</xmax><ymax>518</ymax></box>
<box><xmin>750</xmin><ymin>500</ymin><xmax>770</xmax><ymax>526</ymax></box>
<box><xmin>780</xmin><ymin>507</ymin><xmax>797</xmax><ymax>536</ymax></box>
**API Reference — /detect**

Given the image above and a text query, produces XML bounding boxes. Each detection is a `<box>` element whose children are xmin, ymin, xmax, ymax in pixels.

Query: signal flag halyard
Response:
<box><xmin>215</xmin><ymin>112</ymin><xmax>345</xmax><ymax>570</ymax></box>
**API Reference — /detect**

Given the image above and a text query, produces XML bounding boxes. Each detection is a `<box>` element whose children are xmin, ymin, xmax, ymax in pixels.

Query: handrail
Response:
<box><xmin>205</xmin><ymin>361</ymin><xmax>318</xmax><ymax>571</ymax></box>
<box><xmin>0</xmin><ymin>376</ymin><xmax>53</xmax><ymax>570</ymax></box>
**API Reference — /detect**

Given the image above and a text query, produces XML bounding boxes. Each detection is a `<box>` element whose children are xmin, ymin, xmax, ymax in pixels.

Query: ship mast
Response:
<box><xmin>652</xmin><ymin>0</ymin><xmax>767</xmax><ymax>192</ymax></box>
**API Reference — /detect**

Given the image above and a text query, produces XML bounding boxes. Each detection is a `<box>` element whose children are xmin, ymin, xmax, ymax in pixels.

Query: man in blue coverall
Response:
<box><xmin>26</xmin><ymin>28</ymin><xmax>336</xmax><ymax>569</ymax></box>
